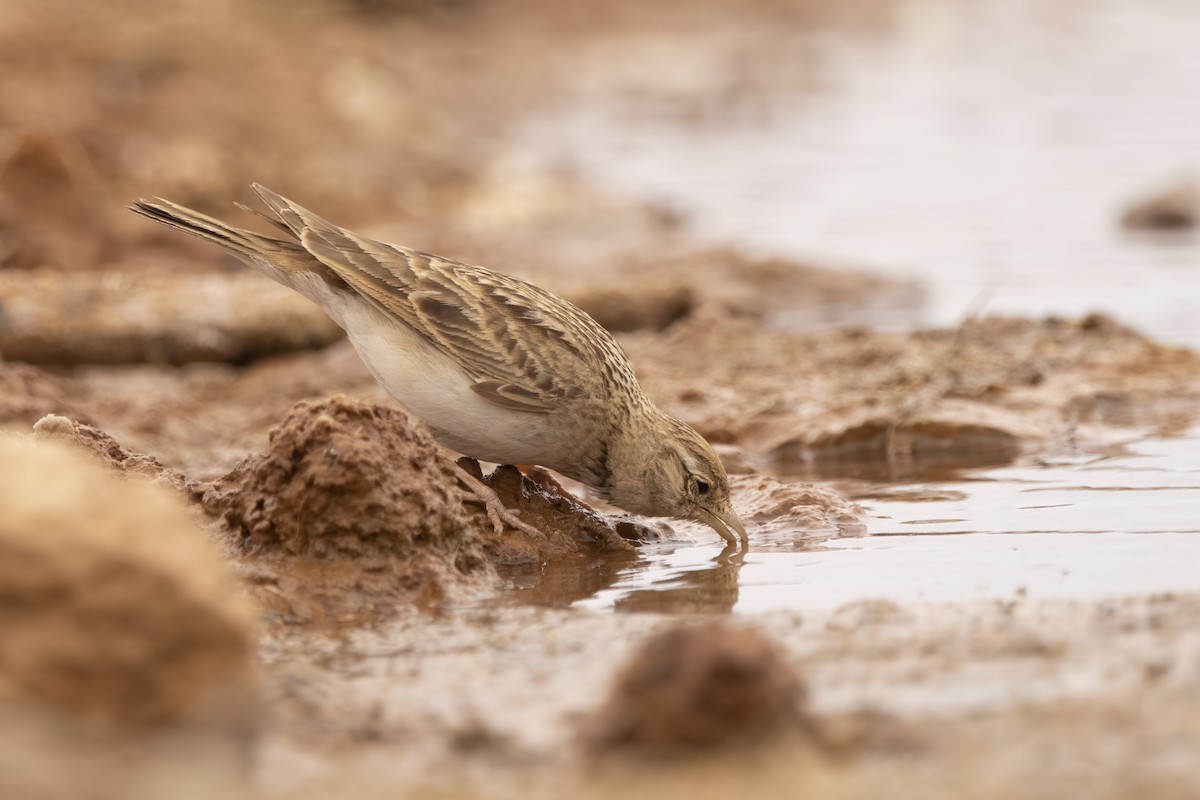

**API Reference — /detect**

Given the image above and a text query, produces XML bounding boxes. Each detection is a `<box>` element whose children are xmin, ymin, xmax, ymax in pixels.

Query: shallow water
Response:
<box><xmin>502</xmin><ymin>428</ymin><xmax>1200</xmax><ymax>612</ymax></box>
<box><xmin>502</xmin><ymin>0</ymin><xmax>1200</xmax><ymax>612</ymax></box>
<box><xmin>526</xmin><ymin>0</ymin><xmax>1200</xmax><ymax>346</ymax></box>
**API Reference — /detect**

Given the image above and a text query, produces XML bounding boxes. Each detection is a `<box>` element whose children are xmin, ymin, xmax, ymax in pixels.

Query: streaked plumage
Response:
<box><xmin>131</xmin><ymin>184</ymin><xmax>747</xmax><ymax>545</ymax></box>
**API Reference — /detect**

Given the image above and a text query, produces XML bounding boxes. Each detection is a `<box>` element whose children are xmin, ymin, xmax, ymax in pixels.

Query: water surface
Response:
<box><xmin>526</xmin><ymin>0</ymin><xmax>1200</xmax><ymax>345</ymax></box>
<box><xmin>529</xmin><ymin>429</ymin><xmax>1200</xmax><ymax>612</ymax></box>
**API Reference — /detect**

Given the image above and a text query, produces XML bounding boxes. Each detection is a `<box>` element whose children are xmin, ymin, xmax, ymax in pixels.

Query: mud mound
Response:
<box><xmin>0</xmin><ymin>437</ymin><xmax>257</xmax><ymax>727</ymax></box>
<box><xmin>203</xmin><ymin>396</ymin><xmax>481</xmax><ymax>559</ymax></box>
<box><xmin>568</xmin><ymin>282</ymin><xmax>694</xmax><ymax>333</ymax></box>
<box><xmin>200</xmin><ymin>396</ymin><xmax>496</xmax><ymax>616</ymax></box>
<box><xmin>590</xmin><ymin>622</ymin><xmax>806</xmax><ymax>754</ymax></box>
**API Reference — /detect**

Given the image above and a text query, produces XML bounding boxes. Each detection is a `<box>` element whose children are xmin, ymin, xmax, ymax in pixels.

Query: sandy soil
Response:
<box><xmin>1</xmin><ymin>1</ymin><xmax>1199</xmax><ymax>798</ymax></box>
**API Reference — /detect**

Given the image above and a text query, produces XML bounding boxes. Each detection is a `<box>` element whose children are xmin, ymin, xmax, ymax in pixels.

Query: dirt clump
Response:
<box><xmin>1120</xmin><ymin>179</ymin><xmax>1198</xmax><ymax>230</ymax></box>
<box><xmin>590</xmin><ymin>621</ymin><xmax>807</xmax><ymax>754</ymax></box>
<box><xmin>32</xmin><ymin>413</ymin><xmax>190</xmax><ymax>492</ymax></box>
<box><xmin>202</xmin><ymin>396</ymin><xmax>473</xmax><ymax>559</ymax></box>
<box><xmin>198</xmin><ymin>396</ymin><xmax>496</xmax><ymax>615</ymax></box>
<box><xmin>0</xmin><ymin>436</ymin><xmax>258</xmax><ymax>728</ymax></box>
<box><xmin>196</xmin><ymin>395</ymin><xmax>648</xmax><ymax>617</ymax></box>
<box><xmin>568</xmin><ymin>281</ymin><xmax>694</xmax><ymax>333</ymax></box>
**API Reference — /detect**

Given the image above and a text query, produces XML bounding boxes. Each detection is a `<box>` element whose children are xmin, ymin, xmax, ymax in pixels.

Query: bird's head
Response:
<box><xmin>608</xmin><ymin>414</ymin><xmax>747</xmax><ymax>546</ymax></box>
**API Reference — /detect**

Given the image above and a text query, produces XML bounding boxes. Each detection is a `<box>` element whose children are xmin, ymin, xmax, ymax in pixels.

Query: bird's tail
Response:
<box><xmin>130</xmin><ymin>197</ymin><xmax>300</xmax><ymax>261</ymax></box>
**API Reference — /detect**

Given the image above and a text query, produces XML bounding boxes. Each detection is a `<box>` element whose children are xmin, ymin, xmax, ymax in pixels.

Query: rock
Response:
<box><xmin>568</xmin><ymin>282</ymin><xmax>694</xmax><ymax>333</ymax></box>
<box><xmin>1121</xmin><ymin>180</ymin><xmax>1198</xmax><ymax>230</ymax></box>
<box><xmin>590</xmin><ymin>622</ymin><xmax>806</xmax><ymax>754</ymax></box>
<box><xmin>0</xmin><ymin>436</ymin><xmax>259</xmax><ymax>799</ymax></box>
<box><xmin>0</xmin><ymin>436</ymin><xmax>257</xmax><ymax>725</ymax></box>
<box><xmin>0</xmin><ymin>270</ymin><xmax>343</xmax><ymax>365</ymax></box>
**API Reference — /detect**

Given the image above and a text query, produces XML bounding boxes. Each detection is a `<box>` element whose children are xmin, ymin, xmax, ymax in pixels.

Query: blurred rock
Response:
<box><xmin>568</xmin><ymin>282</ymin><xmax>693</xmax><ymax>333</ymax></box>
<box><xmin>590</xmin><ymin>622</ymin><xmax>806</xmax><ymax>754</ymax></box>
<box><xmin>797</xmin><ymin>416</ymin><xmax>1022</xmax><ymax>479</ymax></box>
<box><xmin>0</xmin><ymin>270</ymin><xmax>344</xmax><ymax>365</ymax></box>
<box><xmin>575</xmin><ymin>247</ymin><xmax>923</xmax><ymax>331</ymax></box>
<box><xmin>0</xmin><ymin>436</ymin><xmax>259</xmax><ymax>799</ymax></box>
<box><xmin>1121</xmin><ymin>180</ymin><xmax>1198</xmax><ymax>230</ymax></box>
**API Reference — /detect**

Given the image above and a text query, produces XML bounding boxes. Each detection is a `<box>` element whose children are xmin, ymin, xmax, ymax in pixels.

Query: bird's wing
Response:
<box><xmin>251</xmin><ymin>184</ymin><xmax>633</xmax><ymax>413</ymax></box>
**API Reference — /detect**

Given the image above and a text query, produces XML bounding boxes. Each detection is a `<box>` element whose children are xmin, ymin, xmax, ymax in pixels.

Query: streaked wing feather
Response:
<box><xmin>278</xmin><ymin>205</ymin><xmax>608</xmax><ymax>413</ymax></box>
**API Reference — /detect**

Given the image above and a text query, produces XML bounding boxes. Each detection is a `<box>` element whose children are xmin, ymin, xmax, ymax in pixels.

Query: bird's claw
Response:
<box><xmin>452</xmin><ymin>461</ymin><xmax>546</xmax><ymax>540</ymax></box>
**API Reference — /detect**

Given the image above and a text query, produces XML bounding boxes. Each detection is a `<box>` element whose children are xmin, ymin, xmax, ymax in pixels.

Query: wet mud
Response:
<box><xmin>623</xmin><ymin>312</ymin><xmax>1200</xmax><ymax>479</ymax></box>
<box><xmin>1</xmin><ymin>0</ymin><xmax>1199</xmax><ymax>798</ymax></box>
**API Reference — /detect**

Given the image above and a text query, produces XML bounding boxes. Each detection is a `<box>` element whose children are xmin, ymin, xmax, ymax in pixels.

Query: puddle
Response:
<box><xmin>496</xmin><ymin>0</ymin><xmax>1200</xmax><ymax>615</ymax></box>
<box><xmin>503</xmin><ymin>428</ymin><xmax>1200</xmax><ymax>612</ymax></box>
<box><xmin>524</xmin><ymin>0</ymin><xmax>1200</xmax><ymax>347</ymax></box>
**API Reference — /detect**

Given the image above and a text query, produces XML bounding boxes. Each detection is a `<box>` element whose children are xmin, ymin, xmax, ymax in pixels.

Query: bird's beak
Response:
<box><xmin>699</xmin><ymin>504</ymin><xmax>749</xmax><ymax>546</ymax></box>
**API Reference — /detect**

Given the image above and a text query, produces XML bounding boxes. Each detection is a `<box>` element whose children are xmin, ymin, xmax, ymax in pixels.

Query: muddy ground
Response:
<box><xmin>1</xmin><ymin>1</ymin><xmax>1199</xmax><ymax>798</ymax></box>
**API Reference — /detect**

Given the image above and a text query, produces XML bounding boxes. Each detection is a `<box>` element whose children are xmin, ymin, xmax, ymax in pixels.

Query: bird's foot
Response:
<box><xmin>522</xmin><ymin>466</ymin><xmax>585</xmax><ymax>506</ymax></box>
<box><xmin>452</xmin><ymin>459</ymin><xmax>546</xmax><ymax>541</ymax></box>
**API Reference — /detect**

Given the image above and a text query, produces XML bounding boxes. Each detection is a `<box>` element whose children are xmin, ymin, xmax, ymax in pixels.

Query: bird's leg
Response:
<box><xmin>452</xmin><ymin>459</ymin><xmax>546</xmax><ymax>541</ymax></box>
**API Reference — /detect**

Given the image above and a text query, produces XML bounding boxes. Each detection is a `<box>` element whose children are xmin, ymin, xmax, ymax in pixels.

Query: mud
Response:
<box><xmin>469</xmin><ymin>461</ymin><xmax>641</xmax><ymax>564</ymax></box>
<box><xmin>622</xmin><ymin>312</ymin><xmax>1200</xmax><ymax>478</ymax></box>
<box><xmin>1</xmin><ymin>0</ymin><xmax>1199</xmax><ymax>798</ymax></box>
<box><xmin>32</xmin><ymin>413</ymin><xmax>189</xmax><ymax>491</ymax></box>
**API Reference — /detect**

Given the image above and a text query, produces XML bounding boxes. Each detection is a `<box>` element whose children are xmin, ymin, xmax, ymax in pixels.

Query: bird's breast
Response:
<box><xmin>328</xmin><ymin>296</ymin><xmax>602</xmax><ymax>476</ymax></box>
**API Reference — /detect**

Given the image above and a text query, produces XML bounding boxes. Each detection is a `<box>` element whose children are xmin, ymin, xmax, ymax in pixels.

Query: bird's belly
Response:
<box><xmin>332</xmin><ymin>299</ymin><xmax>557</xmax><ymax>466</ymax></box>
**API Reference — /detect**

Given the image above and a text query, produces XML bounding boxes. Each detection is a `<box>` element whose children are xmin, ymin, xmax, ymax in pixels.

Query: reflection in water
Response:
<box><xmin>499</xmin><ymin>428</ymin><xmax>1200</xmax><ymax>613</ymax></box>
<box><xmin>613</xmin><ymin>546</ymin><xmax>745</xmax><ymax>614</ymax></box>
<box><xmin>500</xmin><ymin>550</ymin><xmax>636</xmax><ymax>609</ymax></box>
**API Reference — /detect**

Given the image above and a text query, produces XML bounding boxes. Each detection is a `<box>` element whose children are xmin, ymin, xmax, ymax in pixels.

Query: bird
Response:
<box><xmin>131</xmin><ymin>184</ymin><xmax>747</xmax><ymax>546</ymax></box>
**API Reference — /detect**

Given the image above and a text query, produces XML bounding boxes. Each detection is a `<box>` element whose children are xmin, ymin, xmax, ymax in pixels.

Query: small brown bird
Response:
<box><xmin>131</xmin><ymin>185</ymin><xmax>747</xmax><ymax>546</ymax></box>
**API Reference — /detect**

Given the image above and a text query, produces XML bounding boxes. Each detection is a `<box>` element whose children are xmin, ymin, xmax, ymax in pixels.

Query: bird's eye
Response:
<box><xmin>695</xmin><ymin>479</ymin><xmax>710</xmax><ymax>495</ymax></box>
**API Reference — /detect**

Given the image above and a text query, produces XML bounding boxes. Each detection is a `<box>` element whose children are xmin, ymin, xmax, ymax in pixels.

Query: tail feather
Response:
<box><xmin>130</xmin><ymin>198</ymin><xmax>298</xmax><ymax>260</ymax></box>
